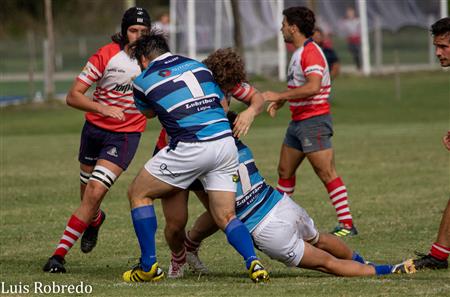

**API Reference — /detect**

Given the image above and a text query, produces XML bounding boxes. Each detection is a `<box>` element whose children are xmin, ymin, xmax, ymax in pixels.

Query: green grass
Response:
<box><xmin>1</xmin><ymin>72</ymin><xmax>449</xmax><ymax>296</ymax></box>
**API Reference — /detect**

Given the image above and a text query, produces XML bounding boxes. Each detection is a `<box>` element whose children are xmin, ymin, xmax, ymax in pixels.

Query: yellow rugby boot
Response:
<box><xmin>123</xmin><ymin>262</ymin><xmax>164</xmax><ymax>282</ymax></box>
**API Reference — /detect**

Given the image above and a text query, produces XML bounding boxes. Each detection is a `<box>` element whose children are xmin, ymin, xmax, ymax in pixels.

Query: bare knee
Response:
<box><xmin>215</xmin><ymin>212</ymin><xmax>236</xmax><ymax>230</ymax></box>
<box><xmin>83</xmin><ymin>182</ymin><xmax>108</xmax><ymax>206</ymax></box>
<box><xmin>278</xmin><ymin>164</ymin><xmax>293</xmax><ymax>179</ymax></box>
<box><xmin>165</xmin><ymin>221</ymin><xmax>186</xmax><ymax>241</ymax></box>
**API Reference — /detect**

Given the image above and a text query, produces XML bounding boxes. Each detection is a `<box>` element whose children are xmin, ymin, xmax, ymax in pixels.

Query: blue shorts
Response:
<box><xmin>78</xmin><ymin>121</ymin><xmax>141</xmax><ymax>170</ymax></box>
<box><xmin>283</xmin><ymin>114</ymin><xmax>333</xmax><ymax>153</ymax></box>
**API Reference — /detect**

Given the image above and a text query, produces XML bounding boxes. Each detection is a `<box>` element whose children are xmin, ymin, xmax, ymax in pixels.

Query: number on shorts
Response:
<box><xmin>237</xmin><ymin>163</ymin><xmax>252</xmax><ymax>194</ymax></box>
<box><xmin>173</xmin><ymin>71</ymin><xmax>205</xmax><ymax>98</ymax></box>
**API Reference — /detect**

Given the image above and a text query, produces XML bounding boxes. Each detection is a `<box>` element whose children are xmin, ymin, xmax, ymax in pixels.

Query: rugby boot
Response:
<box><xmin>331</xmin><ymin>223</ymin><xmax>358</xmax><ymax>237</ymax></box>
<box><xmin>392</xmin><ymin>253</ymin><xmax>448</xmax><ymax>274</ymax></box>
<box><xmin>80</xmin><ymin>210</ymin><xmax>106</xmax><ymax>253</ymax></box>
<box><xmin>248</xmin><ymin>260</ymin><xmax>269</xmax><ymax>283</ymax></box>
<box><xmin>168</xmin><ymin>258</ymin><xmax>187</xmax><ymax>279</ymax></box>
<box><xmin>123</xmin><ymin>262</ymin><xmax>164</xmax><ymax>282</ymax></box>
<box><xmin>43</xmin><ymin>255</ymin><xmax>66</xmax><ymax>273</ymax></box>
<box><xmin>186</xmin><ymin>251</ymin><xmax>209</xmax><ymax>274</ymax></box>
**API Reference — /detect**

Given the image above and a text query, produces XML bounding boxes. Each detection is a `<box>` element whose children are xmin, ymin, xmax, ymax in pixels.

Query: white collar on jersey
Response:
<box><xmin>151</xmin><ymin>52</ymin><xmax>173</xmax><ymax>62</ymax></box>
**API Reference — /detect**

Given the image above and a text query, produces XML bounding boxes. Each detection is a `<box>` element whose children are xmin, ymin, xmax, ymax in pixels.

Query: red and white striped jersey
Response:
<box><xmin>228</xmin><ymin>82</ymin><xmax>256</xmax><ymax>104</ymax></box>
<box><xmin>77</xmin><ymin>42</ymin><xmax>146</xmax><ymax>132</ymax></box>
<box><xmin>287</xmin><ymin>39</ymin><xmax>331</xmax><ymax>121</ymax></box>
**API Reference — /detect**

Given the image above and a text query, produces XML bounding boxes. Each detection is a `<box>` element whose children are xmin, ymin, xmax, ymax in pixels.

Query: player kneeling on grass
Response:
<box><xmin>168</xmin><ymin>111</ymin><xmax>397</xmax><ymax>277</ymax></box>
<box><xmin>122</xmin><ymin>32</ymin><xmax>269</xmax><ymax>283</ymax></box>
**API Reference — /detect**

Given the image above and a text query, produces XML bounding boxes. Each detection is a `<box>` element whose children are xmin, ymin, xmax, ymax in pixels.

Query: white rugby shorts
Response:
<box><xmin>251</xmin><ymin>194</ymin><xmax>319</xmax><ymax>267</ymax></box>
<box><xmin>144</xmin><ymin>136</ymin><xmax>238</xmax><ymax>192</ymax></box>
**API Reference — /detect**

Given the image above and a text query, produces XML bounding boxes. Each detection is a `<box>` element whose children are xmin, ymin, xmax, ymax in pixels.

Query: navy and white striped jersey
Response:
<box><xmin>133</xmin><ymin>53</ymin><xmax>231</xmax><ymax>147</ymax></box>
<box><xmin>235</xmin><ymin>140</ymin><xmax>282</xmax><ymax>232</ymax></box>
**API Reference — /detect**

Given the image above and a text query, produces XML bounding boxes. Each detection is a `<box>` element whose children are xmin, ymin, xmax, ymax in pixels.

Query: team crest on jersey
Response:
<box><xmin>158</xmin><ymin>69</ymin><xmax>172</xmax><ymax>77</ymax></box>
<box><xmin>107</xmin><ymin>147</ymin><xmax>118</xmax><ymax>157</ymax></box>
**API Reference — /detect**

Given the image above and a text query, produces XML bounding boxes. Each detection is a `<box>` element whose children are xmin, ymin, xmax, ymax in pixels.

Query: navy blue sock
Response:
<box><xmin>352</xmin><ymin>251</ymin><xmax>365</xmax><ymax>264</ymax></box>
<box><xmin>224</xmin><ymin>218</ymin><xmax>258</xmax><ymax>269</ymax></box>
<box><xmin>131</xmin><ymin>205</ymin><xmax>157</xmax><ymax>272</ymax></box>
<box><xmin>375</xmin><ymin>264</ymin><xmax>393</xmax><ymax>275</ymax></box>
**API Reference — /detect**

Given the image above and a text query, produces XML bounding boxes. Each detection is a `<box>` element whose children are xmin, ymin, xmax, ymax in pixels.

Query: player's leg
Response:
<box><xmin>79</xmin><ymin>130</ymin><xmax>141</xmax><ymax>253</ymax></box>
<box><xmin>123</xmin><ymin>167</ymin><xmax>180</xmax><ymax>282</ymax></box>
<box><xmin>277</xmin><ymin>144</ymin><xmax>305</xmax><ymax>195</ymax></box>
<box><xmin>79</xmin><ymin>163</ymin><xmax>93</xmax><ymax>200</ymax></box>
<box><xmin>306</xmin><ymin>148</ymin><xmax>356</xmax><ymax>236</ymax></box>
<box><xmin>201</xmin><ymin>137</ymin><xmax>268</xmax><ymax>282</ymax></box>
<box><xmin>302</xmin><ymin>114</ymin><xmax>356</xmax><ymax>236</ymax></box>
<box><xmin>161</xmin><ymin>190</ymin><xmax>189</xmax><ymax>278</ymax></box>
<box><xmin>207</xmin><ymin>190</ymin><xmax>268</xmax><ymax>282</ymax></box>
<box><xmin>299</xmin><ymin>242</ymin><xmax>390</xmax><ymax>276</ymax></box>
<box><xmin>44</xmin><ymin>123</ymin><xmax>136</xmax><ymax>273</ymax></box>
<box><xmin>394</xmin><ymin>199</ymin><xmax>449</xmax><ymax>273</ymax></box>
<box><xmin>312</xmin><ymin>233</ymin><xmax>366</xmax><ymax>263</ymax></box>
<box><xmin>43</xmin><ymin>160</ymin><xmax>122</xmax><ymax>273</ymax></box>
<box><xmin>184</xmin><ymin>190</ymin><xmax>218</xmax><ymax>274</ymax></box>
<box><xmin>276</xmin><ymin>122</ymin><xmax>306</xmax><ymax>196</ymax></box>
<box><xmin>124</xmin><ymin>141</ymin><xmax>205</xmax><ymax>282</ymax></box>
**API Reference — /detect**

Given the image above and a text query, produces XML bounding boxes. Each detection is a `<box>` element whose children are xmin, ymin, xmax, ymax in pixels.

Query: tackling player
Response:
<box><xmin>169</xmin><ymin>111</ymin><xmax>396</xmax><ymax>277</ymax></box>
<box><xmin>393</xmin><ymin>17</ymin><xmax>450</xmax><ymax>273</ymax></box>
<box><xmin>122</xmin><ymin>33</ymin><xmax>269</xmax><ymax>283</ymax></box>
<box><xmin>43</xmin><ymin>7</ymin><xmax>151</xmax><ymax>273</ymax></box>
<box><xmin>155</xmin><ymin>48</ymin><xmax>265</xmax><ymax>278</ymax></box>
<box><xmin>262</xmin><ymin>6</ymin><xmax>357</xmax><ymax>237</ymax></box>
<box><xmin>154</xmin><ymin>48</ymin><xmax>265</xmax><ymax>278</ymax></box>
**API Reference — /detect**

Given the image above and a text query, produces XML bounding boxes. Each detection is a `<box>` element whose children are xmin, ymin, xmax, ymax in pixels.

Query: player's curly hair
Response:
<box><xmin>283</xmin><ymin>6</ymin><xmax>315</xmax><ymax>38</ymax></box>
<box><xmin>202</xmin><ymin>48</ymin><xmax>247</xmax><ymax>93</ymax></box>
<box><xmin>431</xmin><ymin>17</ymin><xmax>450</xmax><ymax>37</ymax></box>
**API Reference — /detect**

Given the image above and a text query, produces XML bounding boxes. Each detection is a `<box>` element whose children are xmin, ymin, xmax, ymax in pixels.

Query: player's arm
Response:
<box><xmin>330</xmin><ymin>62</ymin><xmax>340</xmax><ymax>79</ymax></box>
<box><xmin>220</xmin><ymin>96</ymin><xmax>229</xmax><ymax>113</ymax></box>
<box><xmin>266</xmin><ymin>100</ymin><xmax>286</xmax><ymax>118</ymax></box>
<box><xmin>232</xmin><ymin>86</ymin><xmax>265</xmax><ymax>138</ymax></box>
<box><xmin>66</xmin><ymin>80</ymin><xmax>126</xmax><ymax>121</ymax></box>
<box><xmin>262</xmin><ymin>74</ymin><xmax>322</xmax><ymax>102</ymax></box>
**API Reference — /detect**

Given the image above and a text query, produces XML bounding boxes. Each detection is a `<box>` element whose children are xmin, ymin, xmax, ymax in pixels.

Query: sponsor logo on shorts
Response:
<box><xmin>84</xmin><ymin>156</ymin><xmax>98</xmax><ymax>161</ymax></box>
<box><xmin>303</xmin><ymin>137</ymin><xmax>312</xmax><ymax>147</ymax></box>
<box><xmin>107</xmin><ymin>147</ymin><xmax>118</xmax><ymax>157</ymax></box>
<box><xmin>159</xmin><ymin>163</ymin><xmax>180</xmax><ymax>178</ymax></box>
<box><xmin>232</xmin><ymin>174</ymin><xmax>239</xmax><ymax>183</ymax></box>
<box><xmin>287</xmin><ymin>251</ymin><xmax>296</xmax><ymax>258</ymax></box>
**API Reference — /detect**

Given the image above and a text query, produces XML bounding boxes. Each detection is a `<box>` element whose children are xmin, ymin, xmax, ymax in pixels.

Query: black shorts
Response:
<box><xmin>78</xmin><ymin>121</ymin><xmax>141</xmax><ymax>170</ymax></box>
<box><xmin>283</xmin><ymin>114</ymin><xmax>333</xmax><ymax>153</ymax></box>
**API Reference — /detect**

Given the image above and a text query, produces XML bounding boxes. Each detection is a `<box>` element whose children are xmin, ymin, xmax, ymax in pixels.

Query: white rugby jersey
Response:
<box><xmin>287</xmin><ymin>39</ymin><xmax>331</xmax><ymax>121</ymax></box>
<box><xmin>77</xmin><ymin>42</ymin><xmax>146</xmax><ymax>132</ymax></box>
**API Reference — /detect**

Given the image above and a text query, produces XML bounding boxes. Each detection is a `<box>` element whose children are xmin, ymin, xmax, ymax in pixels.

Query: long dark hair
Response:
<box><xmin>111</xmin><ymin>32</ymin><xmax>128</xmax><ymax>49</ymax></box>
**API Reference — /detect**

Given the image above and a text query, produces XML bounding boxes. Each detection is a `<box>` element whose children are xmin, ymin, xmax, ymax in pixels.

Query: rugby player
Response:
<box><xmin>43</xmin><ymin>7</ymin><xmax>151</xmax><ymax>273</ymax></box>
<box><xmin>122</xmin><ymin>33</ymin><xmax>269</xmax><ymax>283</ymax></box>
<box><xmin>393</xmin><ymin>17</ymin><xmax>450</xmax><ymax>273</ymax></box>
<box><xmin>262</xmin><ymin>6</ymin><xmax>357</xmax><ymax>237</ymax></box>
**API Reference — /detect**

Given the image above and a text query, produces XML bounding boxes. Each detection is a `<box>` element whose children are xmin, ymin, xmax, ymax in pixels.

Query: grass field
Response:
<box><xmin>1</xmin><ymin>72</ymin><xmax>449</xmax><ymax>296</ymax></box>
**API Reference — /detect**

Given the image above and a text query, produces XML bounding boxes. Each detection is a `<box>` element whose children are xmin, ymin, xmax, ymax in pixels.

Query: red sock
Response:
<box><xmin>53</xmin><ymin>215</ymin><xmax>88</xmax><ymax>258</ymax></box>
<box><xmin>184</xmin><ymin>232</ymin><xmax>201</xmax><ymax>253</ymax></box>
<box><xmin>276</xmin><ymin>176</ymin><xmax>296</xmax><ymax>196</ymax></box>
<box><xmin>171</xmin><ymin>248</ymin><xmax>186</xmax><ymax>264</ymax></box>
<box><xmin>326</xmin><ymin>177</ymin><xmax>353</xmax><ymax>227</ymax></box>
<box><xmin>90</xmin><ymin>209</ymin><xmax>102</xmax><ymax>227</ymax></box>
<box><xmin>429</xmin><ymin>242</ymin><xmax>450</xmax><ymax>261</ymax></box>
